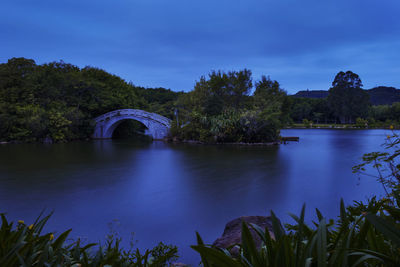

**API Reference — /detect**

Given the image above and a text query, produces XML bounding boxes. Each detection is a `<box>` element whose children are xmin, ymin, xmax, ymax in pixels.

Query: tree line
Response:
<box><xmin>0</xmin><ymin>58</ymin><xmax>181</xmax><ymax>142</ymax></box>
<box><xmin>171</xmin><ymin>70</ymin><xmax>399</xmax><ymax>142</ymax></box>
<box><xmin>0</xmin><ymin>57</ymin><xmax>399</xmax><ymax>143</ymax></box>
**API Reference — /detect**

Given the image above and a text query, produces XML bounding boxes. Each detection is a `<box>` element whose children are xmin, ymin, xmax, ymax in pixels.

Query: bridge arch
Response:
<box><xmin>93</xmin><ymin>109</ymin><xmax>171</xmax><ymax>140</ymax></box>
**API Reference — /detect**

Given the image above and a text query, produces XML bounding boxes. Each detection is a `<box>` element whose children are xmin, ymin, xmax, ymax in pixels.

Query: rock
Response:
<box><xmin>212</xmin><ymin>216</ymin><xmax>274</xmax><ymax>256</ymax></box>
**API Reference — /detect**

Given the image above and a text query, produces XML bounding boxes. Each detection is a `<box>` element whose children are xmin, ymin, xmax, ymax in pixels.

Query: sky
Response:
<box><xmin>1</xmin><ymin>0</ymin><xmax>399</xmax><ymax>94</ymax></box>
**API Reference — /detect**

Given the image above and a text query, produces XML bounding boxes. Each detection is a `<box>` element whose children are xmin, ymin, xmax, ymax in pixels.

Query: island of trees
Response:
<box><xmin>0</xmin><ymin>57</ymin><xmax>399</xmax><ymax>143</ymax></box>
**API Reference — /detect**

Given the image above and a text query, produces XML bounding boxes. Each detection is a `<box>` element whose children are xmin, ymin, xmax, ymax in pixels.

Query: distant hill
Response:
<box><xmin>293</xmin><ymin>90</ymin><xmax>328</xmax><ymax>99</ymax></box>
<box><xmin>367</xmin><ymin>86</ymin><xmax>400</xmax><ymax>105</ymax></box>
<box><xmin>293</xmin><ymin>86</ymin><xmax>400</xmax><ymax>105</ymax></box>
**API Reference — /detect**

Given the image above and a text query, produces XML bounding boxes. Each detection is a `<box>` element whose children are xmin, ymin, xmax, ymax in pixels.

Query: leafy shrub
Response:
<box><xmin>173</xmin><ymin>109</ymin><xmax>280</xmax><ymax>143</ymax></box>
<box><xmin>355</xmin><ymin>117</ymin><xmax>368</xmax><ymax>128</ymax></box>
<box><xmin>302</xmin><ymin>119</ymin><xmax>312</xmax><ymax>128</ymax></box>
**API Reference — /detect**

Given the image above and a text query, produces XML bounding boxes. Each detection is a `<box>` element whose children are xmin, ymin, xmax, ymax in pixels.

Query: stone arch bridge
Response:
<box><xmin>93</xmin><ymin>109</ymin><xmax>171</xmax><ymax>140</ymax></box>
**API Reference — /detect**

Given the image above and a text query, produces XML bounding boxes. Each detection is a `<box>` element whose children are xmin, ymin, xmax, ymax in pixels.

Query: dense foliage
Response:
<box><xmin>327</xmin><ymin>71</ymin><xmax>370</xmax><ymax>124</ymax></box>
<box><xmin>171</xmin><ymin>71</ymin><xmax>288</xmax><ymax>143</ymax></box>
<box><xmin>193</xmin><ymin>131</ymin><xmax>400</xmax><ymax>266</ymax></box>
<box><xmin>136</xmin><ymin>87</ymin><xmax>184</xmax><ymax>119</ymax></box>
<box><xmin>1</xmin><ymin>57</ymin><xmax>399</xmax><ymax>143</ymax></box>
<box><xmin>288</xmin><ymin>97</ymin><xmax>400</xmax><ymax>128</ymax></box>
<box><xmin>294</xmin><ymin>86</ymin><xmax>400</xmax><ymax>106</ymax></box>
<box><xmin>0</xmin><ymin>57</ymin><xmax>150</xmax><ymax>142</ymax></box>
<box><xmin>289</xmin><ymin>98</ymin><xmax>333</xmax><ymax>124</ymax></box>
<box><xmin>289</xmin><ymin>72</ymin><xmax>399</xmax><ymax>128</ymax></box>
<box><xmin>367</xmin><ymin>103</ymin><xmax>400</xmax><ymax>127</ymax></box>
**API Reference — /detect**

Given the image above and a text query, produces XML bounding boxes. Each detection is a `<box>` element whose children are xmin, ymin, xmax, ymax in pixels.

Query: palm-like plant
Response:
<box><xmin>192</xmin><ymin>200</ymin><xmax>400</xmax><ymax>266</ymax></box>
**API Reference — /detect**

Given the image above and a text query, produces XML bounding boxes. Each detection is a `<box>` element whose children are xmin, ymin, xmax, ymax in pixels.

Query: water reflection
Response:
<box><xmin>0</xmin><ymin>130</ymin><xmax>390</xmax><ymax>264</ymax></box>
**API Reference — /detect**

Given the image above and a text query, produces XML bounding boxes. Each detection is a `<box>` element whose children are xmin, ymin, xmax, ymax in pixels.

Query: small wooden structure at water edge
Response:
<box><xmin>280</xmin><ymin>136</ymin><xmax>300</xmax><ymax>143</ymax></box>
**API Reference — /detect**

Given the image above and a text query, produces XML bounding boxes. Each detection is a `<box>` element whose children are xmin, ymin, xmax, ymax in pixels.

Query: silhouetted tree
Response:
<box><xmin>327</xmin><ymin>71</ymin><xmax>370</xmax><ymax>123</ymax></box>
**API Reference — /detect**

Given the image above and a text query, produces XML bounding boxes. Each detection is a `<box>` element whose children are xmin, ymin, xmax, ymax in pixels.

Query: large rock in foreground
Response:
<box><xmin>212</xmin><ymin>216</ymin><xmax>274</xmax><ymax>255</ymax></box>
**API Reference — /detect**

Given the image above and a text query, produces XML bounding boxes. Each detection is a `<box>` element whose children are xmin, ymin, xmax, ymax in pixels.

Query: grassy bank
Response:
<box><xmin>287</xmin><ymin>123</ymin><xmax>399</xmax><ymax>129</ymax></box>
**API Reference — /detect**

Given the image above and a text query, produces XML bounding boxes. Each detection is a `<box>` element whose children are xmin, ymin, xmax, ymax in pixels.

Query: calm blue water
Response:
<box><xmin>0</xmin><ymin>129</ymin><xmax>391</xmax><ymax>264</ymax></box>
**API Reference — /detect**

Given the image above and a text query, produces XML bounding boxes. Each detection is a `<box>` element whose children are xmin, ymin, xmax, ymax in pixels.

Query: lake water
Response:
<box><xmin>0</xmin><ymin>129</ymin><xmax>391</xmax><ymax>264</ymax></box>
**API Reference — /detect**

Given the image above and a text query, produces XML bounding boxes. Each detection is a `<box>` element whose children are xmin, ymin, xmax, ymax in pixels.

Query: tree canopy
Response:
<box><xmin>173</xmin><ymin>71</ymin><xmax>287</xmax><ymax>143</ymax></box>
<box><xmin>1</xmin><ymin>58</ymin><xmax>398</xmax><ymax>143</ymax></box>
<box><xmin>327</xmin><ymin>71</ymin><xmax>370</xmax><ymax>123</ymax></box>
<box><xmin>0</xmin><ymin>58</ymin><xmax>147</xmax><ymax>142</ymax></box>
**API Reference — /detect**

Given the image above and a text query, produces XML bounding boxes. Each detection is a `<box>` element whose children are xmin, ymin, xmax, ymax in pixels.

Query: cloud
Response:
<box><xmin>1</xmin><ymin>0</ymin><xmax>399</xmax><ymax>93</ymax></box>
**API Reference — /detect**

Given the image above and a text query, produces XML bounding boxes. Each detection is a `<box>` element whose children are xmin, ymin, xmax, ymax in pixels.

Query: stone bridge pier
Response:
<box><xmin>93</xmin><ymin>109</ymin><xmax>171</xmax><ymax>140</ymax></box>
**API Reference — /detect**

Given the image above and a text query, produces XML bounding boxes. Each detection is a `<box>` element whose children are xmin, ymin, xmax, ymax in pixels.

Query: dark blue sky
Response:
<box><xmin>1</xmin><ymin>0</ymin><xmax>399</xmax><ymax>93</ymax></box>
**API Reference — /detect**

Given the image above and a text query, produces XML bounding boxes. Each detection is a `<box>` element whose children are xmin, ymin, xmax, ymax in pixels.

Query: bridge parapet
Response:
<box><xmin>93</xmin><ymin>109</ymin><xmax>171</xmax><ymax>140</ymax></box>
<box><xmin>94</xmin><ymin>109</ymin><xmax>170</xmax><ymax>126</ymax></box>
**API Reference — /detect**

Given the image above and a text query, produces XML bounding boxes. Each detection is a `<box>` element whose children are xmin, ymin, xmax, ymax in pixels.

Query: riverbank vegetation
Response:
<box><xmin>1</xmin><ymin>57</ymin><xmax>399</xmax><ymax>144</ymax></box>
<box><xmin>289</xmin><ymin>96</ymin><xmax>400</xmax><ymax>128</ymax></box>
<box><xmin>288</xmin><ymin>71</ymin><xmax>400</xmax><ymax>128</ymax></box>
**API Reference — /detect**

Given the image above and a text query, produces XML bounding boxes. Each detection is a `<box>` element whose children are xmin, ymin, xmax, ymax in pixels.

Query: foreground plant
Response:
<box><xmin>192</xmin><ymin>132</ymin><xmax>400</xmax><ymax>266</ymax></box>
<box><xmin>0</xmin><ymin>212</ymin><xmax>178</xmax><ymax>266</ymax></box>
<box><xmin>192</xmin><ymin>198</ymin><xmax>400</xmax><ymax>266</ymax></box>
<box><xmin>353</xmin><ymin>128</ymin><xmax>400</xmax><ymax>202</ymax></box>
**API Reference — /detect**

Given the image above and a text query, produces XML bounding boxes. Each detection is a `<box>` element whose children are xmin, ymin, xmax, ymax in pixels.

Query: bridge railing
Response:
<box><xmin>94</xmin><ymin>109</ymin><xmax>171</xmax><ymax>126</ymax></box>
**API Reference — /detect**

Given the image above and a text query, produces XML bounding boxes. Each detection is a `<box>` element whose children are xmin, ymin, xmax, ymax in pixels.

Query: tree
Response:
<box><xmin>190</xmin><ymin>69</ymin><xmax>253</xmax><ymax>115</ymax></box>
<box><xmin>253</xmin><ymin>75</ymin><xmax>291</xmax><ymax>126</ymax></box>
<box><xmin>327</xmin><ymin>71</ymin><xmax>370</xmax><ymax>123</ymax></box>
<box><xmin>173</xmin><ymin>70</ymin><xmax>282</xmax><ymax>143</ymax></box>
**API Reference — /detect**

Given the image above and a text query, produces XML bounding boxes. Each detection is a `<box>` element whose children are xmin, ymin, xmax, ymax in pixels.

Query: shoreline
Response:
<box><xmin>177</xmin><ymin>140</ymin><xmax>282</xmax><ymax>146</ymax></box>
<box><xmin>285</xmin><ymin>125</ymin><xmax>396</xmax><ymax>130</ymax></box>
<box><xmin>2</xmin><ymin>126</ymin><xmax>396</xmax><ymax>145</ymax></box>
